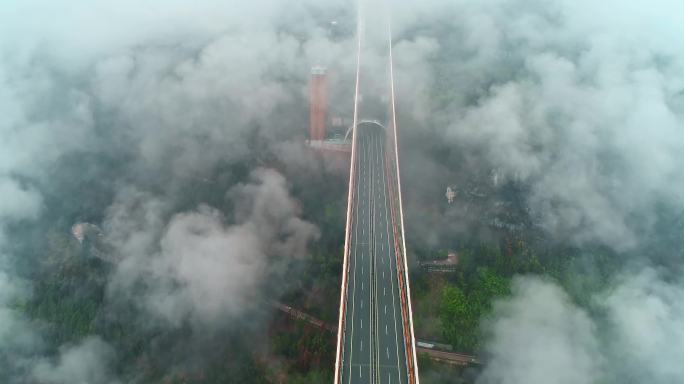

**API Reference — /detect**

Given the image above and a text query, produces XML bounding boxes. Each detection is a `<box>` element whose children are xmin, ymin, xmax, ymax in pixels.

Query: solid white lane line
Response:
<box><xmin>367</xmin><ymin>134</ymin><xmax>376</xmax><ymax>384</ymax></box>
<box><xmin>345</xmin><ymin>138</ymin><xmax>363</xmax><ymax>384</ymax></box>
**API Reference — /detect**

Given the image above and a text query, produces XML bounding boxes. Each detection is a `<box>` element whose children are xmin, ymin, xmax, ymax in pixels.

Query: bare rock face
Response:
<box><xmin>71</xmin><ymin>222</ymin><xmax>116</xmax><ymax>262</ymax></box>
<box><xmin>71</xmin><ymin>222</ymin><xmax>102</xmax><ymax>244</ymax></box>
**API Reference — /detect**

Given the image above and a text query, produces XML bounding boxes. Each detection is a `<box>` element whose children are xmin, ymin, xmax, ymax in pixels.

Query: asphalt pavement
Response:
<box><xmin>341</xmin><ymin>121</ymin><xmax>408</xmax><ymax>384</ymax></box>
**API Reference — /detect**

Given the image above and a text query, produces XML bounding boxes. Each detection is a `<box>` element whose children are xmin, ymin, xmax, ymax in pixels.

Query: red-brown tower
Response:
<box><xmin>309</xmin><ymin>66</ymin><xmax>328</xmax><ymax>141</ymax></box>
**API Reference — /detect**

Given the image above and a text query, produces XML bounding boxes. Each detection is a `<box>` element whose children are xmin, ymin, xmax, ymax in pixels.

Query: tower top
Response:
<box><xmin>311</xmin><ymin>66</ymin><xmax>327</xmax><ymax>75</ymax></box>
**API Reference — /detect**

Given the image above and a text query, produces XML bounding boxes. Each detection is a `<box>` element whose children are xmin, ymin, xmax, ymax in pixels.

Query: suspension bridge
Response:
<box><xmin>334</xmin><ymin>1</ymin><xmax>419</xmax><ymax>383</ymax></box>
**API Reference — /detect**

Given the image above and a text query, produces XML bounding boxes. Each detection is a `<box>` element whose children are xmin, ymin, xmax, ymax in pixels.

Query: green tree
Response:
<box><xmin>440</xmin><ymin>268</ymin><xmax>511</xmax><ymax>351</ymax></box>
<box><xmin>439</xmin><ymin>284</ymin><xmax>477</xmax><ymax>350</ymax></box>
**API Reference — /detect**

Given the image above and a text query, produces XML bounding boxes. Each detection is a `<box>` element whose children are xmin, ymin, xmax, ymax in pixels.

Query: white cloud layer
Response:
<box><xmin>32</xmin><ymin>337</ymin><xmax>119</xmax><ymax>384</ymax></box>
<box><xmin>394</xmin><ymin>0</ymin><xmax>684</xmax><ymax>250</ymax></box>
<box><xmin>0</xmin><ymin>0</ymin><xmax>337</xmax><ymax>380</ymax></box>
<box><xmin>104</xmin><ymin>169</ymin><xmax>319</xmax><ymax>328</ymax></box>
<box><xmin>479</xmin><ymin>271</ymin><xmax>684</xmax><ymax>384</ymax></box>
<box><xmin>0</xmin><ymin>0</ymin><xmax>682</xmax><ymax>381</ymax></box>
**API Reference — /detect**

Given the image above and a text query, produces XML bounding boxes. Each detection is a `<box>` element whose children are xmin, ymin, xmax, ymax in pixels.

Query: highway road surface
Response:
<box><xmin>341</xmin><ymin>121</ymin><xmax>408</xmax><ymax>384</ymax></box>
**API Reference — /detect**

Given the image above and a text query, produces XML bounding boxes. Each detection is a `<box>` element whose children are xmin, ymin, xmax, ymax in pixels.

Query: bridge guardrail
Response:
<box><xmin>334</xmin><ymin>6</ymin><xmax>363</xmax><ymax>380</ymax></box>
<box><xmin>334</xmin><ymin>125</ymin><xmax>357</xmax><ymax>384</ymax></box>
<box><xmin>384</xmin><ymin>132</ymin><xmax>418</xmax><ymax>384</ymax></box>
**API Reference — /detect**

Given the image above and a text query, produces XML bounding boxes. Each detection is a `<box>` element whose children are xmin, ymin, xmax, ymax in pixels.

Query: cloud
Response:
<box><xmin>477</xmin><ymin>277</ymin><xmax>602</xmax><ymax>384</ymax></box>
<box><xmin>601</xmin><ymin>268</ymin><xmax>684</xmax><ymax>382</ymax></box>
<box><xmin>0</xmin><ymin>179</ymin><xmax>44</xmax><ymax>380</ymax></box>
<box><xmin>0</xmin><ymin>0</ymin><xmax>340</xmax><ymax>379</ymax></box>
<box><xmin>105</xmin><ymin>168</ymin><xmax>319</xmax><ymax>328</ymax></box>
<box><xmin>0</xmin><ymin>0</ymin><xmax>361</xmax><ymax>195</ymax></box>
<box><xmin>384</xmin><ymin>1</ymin><xmax>684</xmax><ymax>382</ymax></box>
<box><xmin>0</xmin><ymin>270</ymin><xmax>42</xmax><ymax>365</ymax></box>
<box><xmin>152</xmin><ymin>206</ymin><xmax>265</xmax><ymax>325</ymax></box>
<box><xmin>32</xmin><ymin>336</ymin><xmax>118</xmax><ymax>384</ymax></box>
<box><xmin>0</xmin><ymin>0</ymin><xmax>681</xmax><ymax>380</ymax></box>
<box><xmin>393</xmin><ymin>0</ymin><xmax>684</xmax><ymax>250</ymax></box>
<box><xmin>0</xmin><ymin>178</ymin><xmax>42</xmax><ymax>223</ymax></box>
<box><xmin>479</xmin><ymin>270</ymin><xmax>684</xmax><ymax>384</ymax></box>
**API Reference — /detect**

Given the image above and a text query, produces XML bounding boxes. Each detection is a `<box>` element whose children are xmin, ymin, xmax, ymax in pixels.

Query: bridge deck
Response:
<box><xmin>341</xmin><ymin>123</ymin><xmax>408</xmax><ymax>384</ymax></box>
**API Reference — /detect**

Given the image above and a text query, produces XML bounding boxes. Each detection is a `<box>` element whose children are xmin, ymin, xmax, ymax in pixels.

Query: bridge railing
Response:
<box><xmin>384</xmin><ymin>124</ymin><xmax>419</xmax><ymax>384</ymax></box>
<box><xmin>386</xmin><ymin>10</ymin><xmax>420</xmax><ymax>377</ymax></box>
<box><xmin>333</xmin><ymin>119</ymin><xmax>358</xmax><ymax>384</ymax></box>
<box><xmin>333</xmin><ymin>4</ymin><xmax>363</xmax><ymax>382</ymax></box>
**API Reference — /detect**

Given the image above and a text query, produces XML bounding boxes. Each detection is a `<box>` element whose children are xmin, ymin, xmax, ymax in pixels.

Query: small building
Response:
<box><xmin>445</xmin><ymin>186</ymin><xmax>456</xmax><ymax>204</ymax></box>
<box><xmin>419</xmin><ymin>252</ymin><xmax>459</xmax><ymax>273</ymax></box>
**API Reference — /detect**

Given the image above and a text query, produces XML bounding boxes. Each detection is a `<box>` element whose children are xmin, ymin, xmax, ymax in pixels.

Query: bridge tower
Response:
<box><xmin>309</xmin><ymin>66</ymin><xmax>328</xmax><ymax>141</ymax></box>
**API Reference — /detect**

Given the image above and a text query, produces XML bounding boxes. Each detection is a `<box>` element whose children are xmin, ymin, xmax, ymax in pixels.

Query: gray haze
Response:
<box><xmin>0</xmin><ymin>0</ymin><xmax>350</xmax><ymax>381</ymax></box>
<box><xmin>1</xmin><ymin>0</ymin><xmax>683</xmax><ymax>382</ymax></box>
<box><xmin>32</xmin><ymin>337</ymin><xmax>120</xmax><ymax>384</ymax></box>
<box><xmin>104</xmin><ymin>169</ymin><xmax>319</xmax><ymax>328</ymax></box>
<box><xmin>393</xmin><ymin>0</ymin><xmax>684</xmax><ymax>250</ymax></box>
<box><xmin>478</xmin><ymin>277</ymin><xmax>602</xmax><ymax>384</ymax></box>
<box><xmin>388</xmin><ymin>0</ymin><xmax>684</xmax><ymax>383</ymax></box>
<box><xmin>478</xmin><ymin>270</ymin><xmax>684</xmax><ymax>384</ymax></box>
